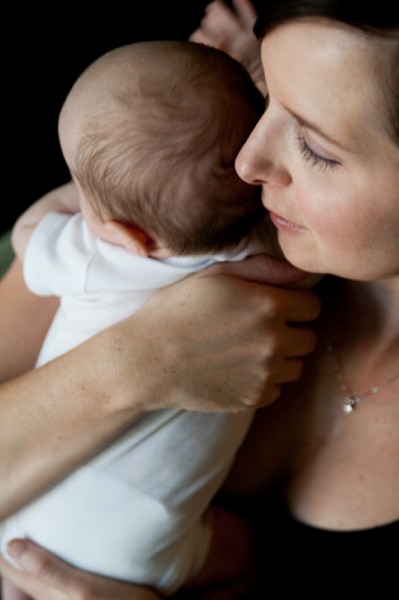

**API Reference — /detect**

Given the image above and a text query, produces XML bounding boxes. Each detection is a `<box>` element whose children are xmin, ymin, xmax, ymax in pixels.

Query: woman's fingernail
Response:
<box><xmin>7</xmin><ymin>539</ymin><xmax>28</xmax><ymax>561</ymax></box>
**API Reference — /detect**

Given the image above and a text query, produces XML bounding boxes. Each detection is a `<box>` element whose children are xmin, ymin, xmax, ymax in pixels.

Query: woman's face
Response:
<box><xmin>235</xmin><ymin>19</ymin><xmax>399</xmax><ymax>280</ymax></box>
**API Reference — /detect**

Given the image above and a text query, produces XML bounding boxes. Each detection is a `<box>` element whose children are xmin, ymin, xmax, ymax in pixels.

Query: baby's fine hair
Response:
<box><xmin>67</xmin><ymin>40</ymin><xmax>266</xmax><ymax>255</ymax></box>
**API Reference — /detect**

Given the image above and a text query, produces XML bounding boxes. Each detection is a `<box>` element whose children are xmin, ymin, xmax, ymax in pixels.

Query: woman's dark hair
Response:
<box><xmin>254</xmin><ymin>1</ymin><xmax>399</xmax><ymax>36</ymax></box>
<box><xmin>254</xmin><ymin>0</ymin><xmax>399</xmax><ymax>145</ymax></box>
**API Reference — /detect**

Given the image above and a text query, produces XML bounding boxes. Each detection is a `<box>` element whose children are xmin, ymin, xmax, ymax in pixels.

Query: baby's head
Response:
<box><xmin>59</xmin><ymin>40</ymin><xmax>266</xmax><ymax>256</ymax></box>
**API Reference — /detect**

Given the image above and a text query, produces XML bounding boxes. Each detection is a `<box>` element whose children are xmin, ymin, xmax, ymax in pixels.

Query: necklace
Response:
<box><xmin>326</xmin><ymin>342</ymin><xmax>399</xmax><ymax>414</ymax></box>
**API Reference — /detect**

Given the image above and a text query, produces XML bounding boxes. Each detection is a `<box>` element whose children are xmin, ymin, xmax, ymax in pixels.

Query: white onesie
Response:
<box><xmin>1</xmin><ymin>212</ymin><xmax>260</xmax><ymax>594</ymax></box>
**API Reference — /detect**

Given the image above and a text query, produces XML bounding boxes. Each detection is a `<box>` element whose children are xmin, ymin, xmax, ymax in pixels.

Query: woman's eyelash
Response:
<box><xmin>296</xmin><ymin>134</ymin><xmax>340</xmax><ymax>171</ymax></box>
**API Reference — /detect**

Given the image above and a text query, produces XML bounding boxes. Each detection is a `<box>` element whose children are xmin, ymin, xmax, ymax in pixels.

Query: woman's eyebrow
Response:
<box><xmin>287</xmin><ymin>107</ymin><xmax>350</xmax><ymax>150</ymax></box>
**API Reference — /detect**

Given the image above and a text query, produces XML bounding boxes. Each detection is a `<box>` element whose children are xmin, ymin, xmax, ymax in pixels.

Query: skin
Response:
<box><xmin>0</xmin><ymin>254</ymin><xmax>319</xmax><ymax>600</ymax></box>
<box><xmin>0</xmin><ymin>253</ymin><xmax>318</xmax><ymax>521</ymax></box>
<box><xmin>2</xmin><ymin>15</ymin><xmax>398</xmax><ymax>600</ymax></box>
<box><xmin>0</xmin><ymin>543</ymin><xmax>159</xmax><ymax>600</ymax></box>
<box><xmin>190</xmin><ymin>0</ymin><xmax>266</xmax><ymax>95</ymax></box>
<box><xmin>236</xmin><ymin>20</ymin><xmax>399</xmax><ymax>280</ymax></box>
<box><xmin>231</xmin><ymin>19</ymin><xmax>399</xmax><ymax>529</ymax></box>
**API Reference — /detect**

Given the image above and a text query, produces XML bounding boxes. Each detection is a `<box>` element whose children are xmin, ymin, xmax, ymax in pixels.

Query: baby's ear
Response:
<box><xmin>103</xmin><ymin>219</ymin><xmax>154</xmax><ymax>256</ymax></box>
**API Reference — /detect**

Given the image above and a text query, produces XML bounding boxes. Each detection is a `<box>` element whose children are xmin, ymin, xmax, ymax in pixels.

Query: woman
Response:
<box><xmin>1</xmin><ymin>0</ymin><xmax>398</xmax><ymax>597</ymax></box>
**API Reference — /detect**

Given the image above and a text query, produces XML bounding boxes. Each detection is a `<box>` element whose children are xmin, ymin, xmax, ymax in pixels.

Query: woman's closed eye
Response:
<box><xmin>296</xmin><ymin>133</ymin><xmax>340</xmax><ymax>171</ymax></box>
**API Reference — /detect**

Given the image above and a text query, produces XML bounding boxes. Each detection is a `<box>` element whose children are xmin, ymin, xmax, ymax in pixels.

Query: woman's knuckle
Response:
<box><xmin>31</xmin><ymin>554</ymin><xmax>54</xmax><ymax>581</ymax></box>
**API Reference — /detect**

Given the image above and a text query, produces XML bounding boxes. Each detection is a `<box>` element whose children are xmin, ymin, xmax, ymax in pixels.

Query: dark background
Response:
<box><xmin>5</xmin><ymin>2</ymin><xmax>213</xmax><ymax>234</ymax></box>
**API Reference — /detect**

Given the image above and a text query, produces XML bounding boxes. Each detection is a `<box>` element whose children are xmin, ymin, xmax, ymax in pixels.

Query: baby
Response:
<box><xmin>2</xmin><ymin>40</ymin><xmax>274</xmax><ymax>597</ymax></box>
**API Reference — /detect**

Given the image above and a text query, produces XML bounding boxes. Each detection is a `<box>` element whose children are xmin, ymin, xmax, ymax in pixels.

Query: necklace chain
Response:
<box><xmin>326</xmin><ymin>343</ymin><xmax>399</xmax><ymax>414</ymax></box>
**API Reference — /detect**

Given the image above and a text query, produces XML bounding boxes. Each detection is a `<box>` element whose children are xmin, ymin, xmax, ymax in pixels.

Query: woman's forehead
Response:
<box><xmin>260</xmin><ymin>20</ymin><xmax>394</xmax><ymax>148</ymax></box>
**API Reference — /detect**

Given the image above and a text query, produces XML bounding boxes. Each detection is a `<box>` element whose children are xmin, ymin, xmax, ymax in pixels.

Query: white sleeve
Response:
<box><xmin>23</xmin><ymin>212</ymin><xmax>96</xmax><ymax>296</ymax></box>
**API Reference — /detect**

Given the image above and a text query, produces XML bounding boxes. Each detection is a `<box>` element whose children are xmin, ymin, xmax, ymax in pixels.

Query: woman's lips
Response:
<box><xmin>269</xmin><ymin>211</ymin><xmax>306</xmax><ymax>233</ymax></box>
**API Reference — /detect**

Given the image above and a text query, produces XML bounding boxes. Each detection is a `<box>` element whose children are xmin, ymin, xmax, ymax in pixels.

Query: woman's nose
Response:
<box><xmin>235</xmin><ymin>115</ymin><xmax>291</xmax><ymax>189</ymax></box>
<box><xmin>235</xmin><ymin>124</ymin><xmax>263</xmax><ymax>185</ymax></box>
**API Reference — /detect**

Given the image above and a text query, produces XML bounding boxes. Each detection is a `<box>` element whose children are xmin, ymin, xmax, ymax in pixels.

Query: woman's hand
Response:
<box><xmin>0</xmin><ymin>540</ymin><xmax>160</xmax><ymax>600</ymax></box>
<box><xmin>190</xmin><ymin>0</ymin><xmax>266</xmax><ymax>95</ymax></box>
<box><xmin>132</xmin><ymin>253</ymin><xmax>320</xmax><ymax>413</ymax></box>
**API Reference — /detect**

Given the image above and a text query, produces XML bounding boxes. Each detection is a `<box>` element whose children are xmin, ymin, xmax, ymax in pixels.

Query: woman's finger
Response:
<box><xmin>232</xmin><ymin>0</ymin><xmax>258</xmax><ymax>29</ymax></box>
<box><xmin>0</xmin><ymin>540</ymin><xmax>160</xmax><ymax>600</ymax></box>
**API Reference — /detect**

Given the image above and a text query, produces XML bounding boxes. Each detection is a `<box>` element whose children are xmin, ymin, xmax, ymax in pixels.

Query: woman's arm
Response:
<box><xmin>11</xmin><ymin>180</ymin><xmax>79</xmax><ymax>260</ymax></box>
<box><xmin>1</xmin><ymin>253</ymin><xmax>319</xmax><ymax>519</ymax></box>
<box><xmin>0</xmin><ymin>260</ymin><xmax>150</xmax><ymax>519</ymax></box>
<box><xmin>0</xmin><ymin>259</ymin><xmax>59</xmax><ymax>381</ymax></box>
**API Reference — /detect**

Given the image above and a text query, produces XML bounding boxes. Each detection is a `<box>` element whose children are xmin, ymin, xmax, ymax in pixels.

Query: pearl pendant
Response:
<box><xmin>342</xmin><ymin>396</ymin><xmax>359</xmax><ymax>414</ymax></box>
<box><xmin>327</xmin><ymin>340</ymin><xmax>399</xmax><ymax>415</ymax></box>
